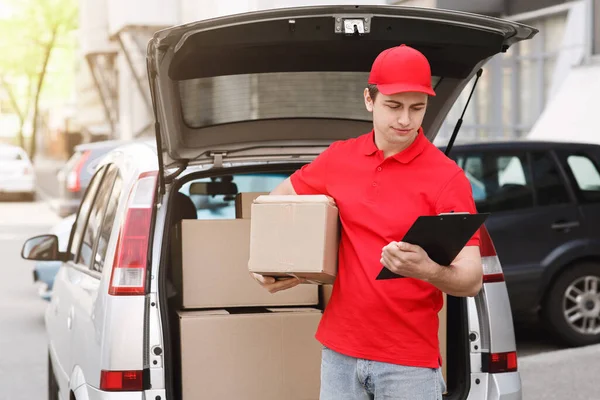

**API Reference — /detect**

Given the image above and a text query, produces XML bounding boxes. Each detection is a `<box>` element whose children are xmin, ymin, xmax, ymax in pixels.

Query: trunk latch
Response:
<box><xmin>210</xmin><ymin>152</ymin><xmax>227</xmax><ymax>169</ymax></box>
<box><xmin>335</xmin><ymin>16</ymin><xmax>370</xmax><ymax>36</ymax></box>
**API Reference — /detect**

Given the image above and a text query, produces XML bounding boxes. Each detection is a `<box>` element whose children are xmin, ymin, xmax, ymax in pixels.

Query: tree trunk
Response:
<box><xmin>29</xmin><ymin>28</ymin><xmax>57</xmax><ymax>161</ymax></box>
<box><xmin>0</xmin><ymin>77</ymin><xmax>26</xmax><ymax>149</ymax></box>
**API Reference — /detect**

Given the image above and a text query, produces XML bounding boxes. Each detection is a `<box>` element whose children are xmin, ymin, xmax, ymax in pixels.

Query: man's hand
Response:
<box><xmin>381</xmin><ymin>241</ymin><xmax>484</xmax><ymax>297</ymax></box>
<box><xmin>251</xmin><ymin>273</ymin><xmax>305</xmax><ymax>293</ymax></box>
<box><xmin>380</xmin><ymin>241</ymin><xmax>436</xmax><ymax>281</ymax></box>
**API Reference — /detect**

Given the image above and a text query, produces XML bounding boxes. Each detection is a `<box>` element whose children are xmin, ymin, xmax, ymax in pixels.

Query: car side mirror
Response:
<box><xmin>21</xmin><ymin>234</ymin><xmax>63</xmax><ymax>262</ymax></box>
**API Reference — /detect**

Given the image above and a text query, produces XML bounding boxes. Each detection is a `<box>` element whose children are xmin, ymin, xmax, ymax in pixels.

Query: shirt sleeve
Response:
<box><xmin>289</xmin><ymin>142</ymin><xmax>338</xmax><ymax>195</ymax></box>
<box><xmin>435</xmin><ymin>170</ymin><xmax>481</xmax><ymax>247</ymax></box>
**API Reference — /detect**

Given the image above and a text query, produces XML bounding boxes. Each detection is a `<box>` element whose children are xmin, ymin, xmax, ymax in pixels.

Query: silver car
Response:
<box><xmin>21</xmin><ymin>5</ymin><xmax>535</xmax><ymax>400</ymax></box>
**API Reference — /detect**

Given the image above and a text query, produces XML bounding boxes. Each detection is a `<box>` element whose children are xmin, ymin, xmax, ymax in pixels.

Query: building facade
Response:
<box><xmin>76</xmin><ymin>0</ymin><xmax>600</xmax><ymax>144</ymax></box>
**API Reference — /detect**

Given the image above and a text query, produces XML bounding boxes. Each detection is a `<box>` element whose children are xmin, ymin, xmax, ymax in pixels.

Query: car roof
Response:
<box><xmin>74</xmin><ymin>139</ymin><xmax>136</xmax><ymax>152</ymax></box>
<box><xmin>440</xmin><ymin>140</ymin><xmax>600</xmax><ymax>153</ymax></box>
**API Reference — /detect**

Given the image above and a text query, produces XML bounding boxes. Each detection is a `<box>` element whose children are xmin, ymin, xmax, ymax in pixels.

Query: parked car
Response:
<box><xmin>32</xmin><ymin>214</ymin><xmax>76</xmax><ymax>301</ymax></box>
<box><xmin>0</xmin><ymin>144</ymin><xmax>35</xmax><ymax>201</ymax></box>
<box><xmin>55</xmin><ymin>140</ymin><xmax>127</xmax><ymax>217</ymax></box>
<box><xmin>20</xmin><ymin>6</ymin><xmax>535</xmax><ymax>400</ymax></box>
<box><xmin>444</xmin><ymin>140</ymin><xmax>600</xmax><ymax>347</ymax></box>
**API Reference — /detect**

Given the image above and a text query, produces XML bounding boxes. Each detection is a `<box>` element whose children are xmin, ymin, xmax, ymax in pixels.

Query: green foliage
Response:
<box><xmin>0</xmin><ymin>0</ymin><xmax>78</xmax><ymax>154</ymax></box>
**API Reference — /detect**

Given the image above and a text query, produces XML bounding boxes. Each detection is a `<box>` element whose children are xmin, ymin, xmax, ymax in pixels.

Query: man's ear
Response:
<box><xmin>364</xmin><ymin>88</ymin><xmax>374</xmax><ymax>112</ymax></box>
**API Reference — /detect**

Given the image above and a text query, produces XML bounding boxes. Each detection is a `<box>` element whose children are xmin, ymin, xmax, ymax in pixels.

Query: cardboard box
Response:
<box><xmin>178</xmin><ymin>308</ymin><xmax>322</xmax><ymax>400</ymax></box>
<box><xmin>439</xmin><ymin>293</ymin><xmax>447</xmax><ymax>385</ymax></box>
<box><xmin>174</xmin><ymin>219</ymin><xmax>318</xmax><ymax>309</ymax></box>
<box><xmin>321</xmin><ymin>284</ymin><xmax>333</xmax><ymax>309</ymax></box>
<box><xmin>235</xmin><ymin>192</ymin><xmax>269</xmax><ymax>219</ymax></box>
<box><xmin>248</xmin><ymin>195</ymin><xmax>339</xmax><ymax>284</ymax></box>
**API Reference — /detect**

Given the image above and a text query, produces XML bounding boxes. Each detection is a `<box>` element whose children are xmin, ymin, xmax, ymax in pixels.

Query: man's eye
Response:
<box><xmin>412</xmin><ymin>107</ymin><xmax>425</xmax><ymax>111</ymax></box>
<box><xmin>387</xmin><ymin>105</ymin><xmax>400</xmax><ymax>109</ymax></box>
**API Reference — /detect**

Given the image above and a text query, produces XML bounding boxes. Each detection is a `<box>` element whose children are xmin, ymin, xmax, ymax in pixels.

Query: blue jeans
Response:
<box><xmin>320</xmin><ymin>346</ymin><xmax>446</xmax><ymax>400</ymax></box>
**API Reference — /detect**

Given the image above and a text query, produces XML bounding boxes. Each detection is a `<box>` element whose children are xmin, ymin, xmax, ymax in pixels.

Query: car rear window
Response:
<box><xmin>180</xmin><ymin>172</ymin><xmax>291</xmax><ymax>219</ymax></box>
<box><xmin>178</xmin><ymin>71</ymin><xmax>440</xmax><ymax>128</ymax></box>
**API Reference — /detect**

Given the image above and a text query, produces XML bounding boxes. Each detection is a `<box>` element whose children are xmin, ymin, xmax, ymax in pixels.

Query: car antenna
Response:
<box><xmin>444</xmin><ymin>68</ymin><xmax>483</xmax><ymax>157</ymax></box>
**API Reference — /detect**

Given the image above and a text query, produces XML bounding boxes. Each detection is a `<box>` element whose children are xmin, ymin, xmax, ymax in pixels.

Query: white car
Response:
<box><xmin>0</xmin><ymin>144</ymin><xmax>35</xmax><ymax>201</ymax></box>
<box><xmin>20</xmin><ymin>5</ymin><xmax>536</xmax><ymax>400</ymax></box>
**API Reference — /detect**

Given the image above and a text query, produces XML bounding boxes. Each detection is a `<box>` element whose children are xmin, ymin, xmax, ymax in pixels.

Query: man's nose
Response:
<box><xmin>397</xmin><ymin>110</ymin><xmax>410</xmax><ymax>126</ymax></box>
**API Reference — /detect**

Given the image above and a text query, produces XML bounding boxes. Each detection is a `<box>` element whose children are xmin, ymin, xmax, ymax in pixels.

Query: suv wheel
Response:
<box><xmin>48</xmin><ymin>353</ymin><xmax>59</xmax><ymax>400</ymax></box>
<box><xmin>543</xmin><ymin>262</ymin><xmax>600</xmax><ymax>347</ymax></box>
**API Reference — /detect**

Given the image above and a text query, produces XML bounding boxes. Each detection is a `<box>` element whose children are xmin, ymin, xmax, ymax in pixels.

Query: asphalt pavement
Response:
<box><xmin>0</xmin><ymin>200</ymin><xmax>60</xmax><ymax>400</ymax></box>
<box><xmin>0</xmin><ymin>198</ymin><xmax>598</xmax><ymax>399</ymax></box>
<box><xmin>520</xmin><ymin>343</ymin><xmax>600</xmax><ymax>400</ymax></box>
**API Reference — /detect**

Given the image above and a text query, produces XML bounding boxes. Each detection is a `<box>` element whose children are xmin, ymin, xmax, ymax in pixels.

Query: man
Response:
<box><xmin>253</xmin><ymin>45</ymin><xmax>483</xmax><ymax>400</ymax></box>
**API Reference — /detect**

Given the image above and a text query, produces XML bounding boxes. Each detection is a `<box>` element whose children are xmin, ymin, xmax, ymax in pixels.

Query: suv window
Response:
<box><xmin>565</xmin><ymin>154</ymin><xmax>600</xmax><ymax>203</ymax></box>
<box><xmin>77</xmin><ymin>166</ymin><xmax>118</xmax><ymax>268</ymax></box>
<box><xmin>490</xmin><ymin>154</ymin><xmax>534</xmax><ymax>212</ymax></box>
<box><xmin>530</xmin><ymin>151</ymin><xmax>571</xmax><ymax>207</ymax></box>
<box><xmin>91</xmin><ymin>172</ymin><xmax>123</xmax><ymax>273</ymax></box>
<box><xmin>68</xmin><ymin>166</ymin><xmax>107</xmax><ymax>259</ymax></box>
<box><xmin>456</xmin><ymin>153</ymin><xmax>534</xmax><ymax>213</ymax></box>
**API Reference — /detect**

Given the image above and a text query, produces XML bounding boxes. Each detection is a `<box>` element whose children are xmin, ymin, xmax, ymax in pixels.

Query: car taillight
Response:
<box><xmin>480</xmin><ymin>225</ymin><xmax>505</xmax><ymax>283</ymax></box>
<box><xmin>66</xmin><ymin>151</ymin><xmax>91</xmax><ymax>193</ymax></box>
<box><xmin>100</xmin><ymin>370</ymin><xmax>144</xmax><ymax>391</ymax></box>
<box><xmin>108</xmin><ymin>171</ymin><xmax>158</xmax><ymax>296</ymax></box>
<box><xmin>483</xmin><ymin>351</ymin><xmax>518</xmax><ymax>373</ymax></box>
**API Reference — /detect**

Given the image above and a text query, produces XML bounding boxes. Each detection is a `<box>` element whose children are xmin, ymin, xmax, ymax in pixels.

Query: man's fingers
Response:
<box><xmin>381</xmin><ymin>254</ymin><xmax>397</xmax><ymax>270</ymax></box>
<box><xmin>268</xmin><ymin>277</ymin><xmax>302</xmax><ymax>293</ymax></box>
<box><xmin>252</xmin><ymin>273</ymin><xmax>275</xmax><ymax>285</ymax></box>
<box><xmin>396</xmin><ymin>241</ymin><xmax>418</xmax><ymax>252</ymax></box>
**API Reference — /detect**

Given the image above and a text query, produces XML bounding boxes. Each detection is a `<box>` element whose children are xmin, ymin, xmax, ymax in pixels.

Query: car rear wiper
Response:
<box><xmin>444</xmin><ymin>68</ymin><xmax>483</xmax><ymax>156</ymax></box>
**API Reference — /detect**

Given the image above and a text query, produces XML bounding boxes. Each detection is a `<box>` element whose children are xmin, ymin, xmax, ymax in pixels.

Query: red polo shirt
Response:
<box><xmin>290</xmin><ymin>128</ymin><xmax>480</xmax><ymax>368</ymax></box>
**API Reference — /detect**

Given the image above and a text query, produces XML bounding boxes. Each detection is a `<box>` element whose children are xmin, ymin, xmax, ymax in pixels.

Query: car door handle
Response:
<box><xmin>551</xmin><ymin>221</ymin><xmax>580</xmax><ymax>230</ymax></box>
<box><xmin>67</xmin><ymin>307</ymin><xmax>74</xmax><ymax>330</ymax></box>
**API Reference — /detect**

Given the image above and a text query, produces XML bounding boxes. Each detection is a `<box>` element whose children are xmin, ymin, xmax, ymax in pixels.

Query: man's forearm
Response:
<box><xmin>426</xmin><ymin>255</ymin><xmax>483</xmax><ymax>297</ymax></box>
<box><xmin>270</xmin><ymin>178</ymin><xmax>297</xmax><ymax>195</ymax></box>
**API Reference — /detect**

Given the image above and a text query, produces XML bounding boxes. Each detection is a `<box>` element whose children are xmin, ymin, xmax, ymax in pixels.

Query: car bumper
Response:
<box><xmin>491</xmin><ymin>372</ymin><xmax>522</xmax><ymax>399</ymax></box>
<box><xmin>0</xmin><ymin>177</ymin><xmax>35</xmax><ymax>193</ymax></box>
<box><xmin>74</xmin><ymin>384</ymin><xmax>144</xmax><ymax>400</ymax></box>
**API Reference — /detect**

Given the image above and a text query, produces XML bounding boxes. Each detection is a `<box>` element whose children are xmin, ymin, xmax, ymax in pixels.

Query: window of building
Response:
<box><xmin>437</xmin><ymin>7</ymin><xmax>574</xmax><ymax>144</ymax></box>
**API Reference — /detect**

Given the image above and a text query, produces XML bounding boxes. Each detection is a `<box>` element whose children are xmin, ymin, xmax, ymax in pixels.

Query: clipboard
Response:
<box><xmin>376</xmin><ymin>212</ymin><xmax>490</xmax><ymax>280</ymax></box>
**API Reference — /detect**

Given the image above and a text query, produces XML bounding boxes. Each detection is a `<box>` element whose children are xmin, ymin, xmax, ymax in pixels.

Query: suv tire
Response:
<box><xmin>48</xmin><ymin>353</ymin><xmax>59</xmax><ymax>400</ymax></box>
<box><xmin>543</xmin><ymin>262</ymin><xmax>600</xmax><ymax>347</ymax></box>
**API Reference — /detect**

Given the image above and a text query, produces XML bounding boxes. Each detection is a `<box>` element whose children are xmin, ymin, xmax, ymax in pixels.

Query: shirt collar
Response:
<box><xmin>362</xmin><ymin>127</ymin><xmax>429</xmax><ymax>163</ymax></box>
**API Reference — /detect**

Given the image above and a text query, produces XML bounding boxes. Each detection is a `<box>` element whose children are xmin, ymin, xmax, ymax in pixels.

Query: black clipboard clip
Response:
<box><xmin>376</xmin><ymin>212</ymin><xmax>489</xmax><ymax>280</ymax></box>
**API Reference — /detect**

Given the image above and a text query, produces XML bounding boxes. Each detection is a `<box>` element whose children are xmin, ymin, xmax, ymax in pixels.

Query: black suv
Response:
<box><xmin>446</xmin><ymin>140</ymin><xmax>600</xmax><ymax>347</ymax></box>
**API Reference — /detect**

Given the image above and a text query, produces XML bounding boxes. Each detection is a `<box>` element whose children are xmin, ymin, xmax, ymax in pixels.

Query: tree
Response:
<box><xmin>0</xmin><ymin>0</ymin><xmax>78</xmax><ymax>159</ymax></box>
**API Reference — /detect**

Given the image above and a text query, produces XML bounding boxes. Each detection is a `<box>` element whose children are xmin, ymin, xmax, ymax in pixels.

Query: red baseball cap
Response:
<box><xmin>368</xmin><ymin>44</ymin><xmax>436</xmax><ymax>96</ymax></box>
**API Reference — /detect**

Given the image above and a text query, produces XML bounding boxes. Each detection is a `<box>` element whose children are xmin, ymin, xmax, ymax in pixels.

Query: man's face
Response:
<box><xmin>364</xmin><ymin>89</ymin><xmax>428</xmax><ymax>148</ymax></box>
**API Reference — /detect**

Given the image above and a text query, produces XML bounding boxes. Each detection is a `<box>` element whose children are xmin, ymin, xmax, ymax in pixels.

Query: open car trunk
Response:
<box><xmin>149</xmin><ymin>5</ymin><xmax>537</xmax><ymax>399</ymax></box>
<box><xmin>147</xmin><ymin>4</ymin><xmax>536</xmax><ymax>191</ymax></box>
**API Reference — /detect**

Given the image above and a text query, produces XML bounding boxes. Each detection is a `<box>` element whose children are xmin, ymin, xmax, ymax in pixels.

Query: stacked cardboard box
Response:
<box><xmin>175</xmin><ymin>192</ymin><xmax>323</xmax><ymax>399</ymax></box>
<box><xmin>179</xmin><ymin>308</ymin><xmax>322</xmax><ymax>399</ymax></box>
<box><xmin>173</xmin><ymin>218</ymin><xmax>318</xmax><ymax>308</ymax></box>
